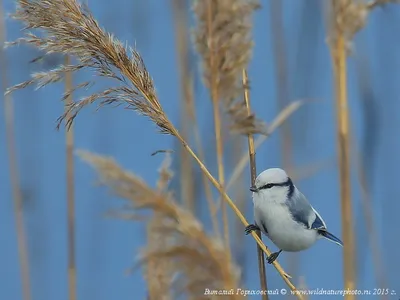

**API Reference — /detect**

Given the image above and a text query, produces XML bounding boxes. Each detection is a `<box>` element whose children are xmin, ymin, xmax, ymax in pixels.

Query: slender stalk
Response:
<box><xmin>242</xmin><ymin>69</ymin><xmax>268</xmax><ymax>300</ymax></box>
<box><xmin>191</xmin><ymin>102</ymin><xmax>220</xmax><ymax>235</ymax></box>
<box><xmin>330</xmin><ymin>1</ymin><xmax>356</xmax><ymax>298</ymax></box>
<box><xmin>269</xmin><ymin>0</ymin><xmax>299</xmax><ymax>284</ymax></box>
<box><xmin>172</xmin><ymin>0</ymin><xmax>195</xmax><ymax>212</ymax></box>
<box><xmin>269</xmin><ymin>0</ymin><xmax>292</xmax><ymax>167</ymax></box>
<box><xmin>64</xmin><ymin>55</ymin><xmax>77</xmax><ymax>300</ymax></box>
<box><xmin>231</xmin><ymin>135</ymin><xmax>247</xmax><ymax>283</ymax></box>
<box><xmin>212</xmin><ymin>98</ymin><xmax>229</xmax><ymax>248</ymax></box>
<box><xmin>171</xmin><ymin>0</ymin><xmax>219</xmax><ymax>233</ymax></box>
<box><xmin>354</xmin><ymin>53</ymin><xmax>387</xmax><ymax>299</ymax></box>
<box><xmin>356</xmin><ymin>151</ymin><xmax>388</xmax><ymax>300</ymax></box>
<box><xmin>0</xmin><ymin>5</ymin><xmax>32</xmax><ymax>300</ymax></box>
<box><xmin>206</xmin><ymin>0</ymin><xmax>230</xmax><ymax>253</ymax></box>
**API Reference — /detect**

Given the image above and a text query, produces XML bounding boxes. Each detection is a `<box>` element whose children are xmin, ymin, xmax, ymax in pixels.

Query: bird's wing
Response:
<box><xmin>287</xmin><ymin>192</ymin><xmax>342</xmax><ymax>246</ymax></box>
<box><xmin>285</xmin><ymin>191</ymin><xmax>316</xmax><ymax>229</ymax></box>
<box><xmin>310</xmin><ymin>206</ymin><xmax>327</xmax><ymax>230</ymax></box>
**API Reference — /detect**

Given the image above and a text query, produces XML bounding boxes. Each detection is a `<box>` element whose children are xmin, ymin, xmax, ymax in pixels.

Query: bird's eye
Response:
<box><xmin>261</xmin><ymin>183</ymin><xmax>274</xmax><ymax>189</ymax></box>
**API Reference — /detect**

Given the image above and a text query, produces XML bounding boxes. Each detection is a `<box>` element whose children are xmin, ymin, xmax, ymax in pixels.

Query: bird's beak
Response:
<box><xmin>250</xmin><ymin>186</ymin><xmax>258</xmax><ymax>192</ymax></box>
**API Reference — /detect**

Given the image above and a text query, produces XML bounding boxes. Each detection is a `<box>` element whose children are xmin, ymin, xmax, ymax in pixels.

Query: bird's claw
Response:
<box><xmin>267</xmin><ymin>251</ymin><xmax>281</xmax><ymax>264</ymax></box>
<box><xmin>245</xmin><ymin>224</ymin><xmax>260</xmax><ymax>235</ymax></box>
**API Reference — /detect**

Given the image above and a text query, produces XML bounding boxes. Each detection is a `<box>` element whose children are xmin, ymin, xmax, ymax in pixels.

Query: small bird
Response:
<box><xmin>245</xmin><ymin>168</ymin><xmax>343</xmax><ymax>264</ymax></box>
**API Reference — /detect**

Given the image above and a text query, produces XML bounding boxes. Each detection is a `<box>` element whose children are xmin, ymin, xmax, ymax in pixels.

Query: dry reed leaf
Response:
<box><xmin>6</xmin><ymin>0</ymin><xmax>174</xmax><ymax>135</ymax></box>
<box><xmin>266</xmin><ymin>100</ymin><xmax>307</xmax><ymax>134</ymax></box>
<box><xmin>77</xmin><ymin>150</ymin><xmax>243</xmax><ymax>300</ymax></box>
<box><xmin>192</xmin><ymin>0</ymin><xmax>266</xmax><ymax>135</ymax></box>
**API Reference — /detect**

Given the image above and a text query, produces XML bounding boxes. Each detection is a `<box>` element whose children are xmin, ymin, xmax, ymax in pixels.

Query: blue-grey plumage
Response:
<box><xmin>245</xmin><ymin>168</ymin><xmax>343</xmax><ymax>263</ymax></box>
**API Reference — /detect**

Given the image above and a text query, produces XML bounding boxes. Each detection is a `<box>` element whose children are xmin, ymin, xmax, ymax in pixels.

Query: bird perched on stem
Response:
<box><xmin>245</xmin><ymin>168</ymin><xmax>343</xmax><ymax>264</ymax></box>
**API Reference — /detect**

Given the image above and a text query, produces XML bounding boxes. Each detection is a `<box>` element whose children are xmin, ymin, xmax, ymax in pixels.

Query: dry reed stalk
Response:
<box><xmin>354</xmin><ymin>147</ymin><xmax>388</xmax><ymax>300</ymax></box>
<box><xmin>64</xmin><ymin>54</ymin><xmax>77</xmax><ymax>300</ymax></box>
<box><xmin>231</xmin><ymin>133</ymin><xmax>247</xmax><ymax>282</ymax></box>
<box><xmin>269</xmin><ymin>0</ymin><xmax>292</xmax><ymax>169</ymax></box>
<box><xmin>329</xmin><ymin>1</ymin><xmax>356</xmax><ymax>298</ymax></box>
<box><xmin>6</xmin><ymin>0</ymin><xmax>302</xmax><ymax>295</ymax></box>
<box><xmin>0</xmin><ymin>4</ymin><xmax>32</xmax><ymax>300</ymax></box>
<box><xmin>354</xmin><ymin>53</ymin><xmax>388</xmax><ymax>299</ymax></box>
<box><xmin>78</xmin><ymin>151</ymin><xmax>242</xmax><ymax>300</ymax></box>
<box><xmin>171</xmin><ymin>0</ymin><xmax>219</xmax><ymax>232</ymax></box>
<box><xmin>172</xmin><ymin>0</ymin><xmax>218</xmax><ymax>232</ymax></box>
<box><xmin>205</xmin><ymin>0</ymin><xmax>230</xmax><ymax>259</ymax></box>
<box><xmin>242</xmin><ymin>69</ymin><xmax>268</xmax><ymax>300</ymax></box>
<box><xmin>286</xmin><ymin>160</ymin><xmax>335</xmax><ymax>182</ymax></box>
<box><xmin>297</xmin><ymin>276</ymin><xmax>309</xmax><ymax>300</ymax></box>
<box><xmin>171</xmin><ymin>0</ymin><xmax>195</xmax><ymax>213</ymax></box>
<box><xmin>172</xmin><ymin>0</ymin><xmax>220</xmax><ymax>234</ymax></box>
<box><xmin>268</xmin><ymin>0</ymin><xmax>299</xmax><ymax>283</ymax></box>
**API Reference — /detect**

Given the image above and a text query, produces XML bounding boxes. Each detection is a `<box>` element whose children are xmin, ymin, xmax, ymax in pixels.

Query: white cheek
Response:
<box><xmin>260</xmin><ymin>189</ymin><xmax>288</xmax><ymax>204</ymax></box>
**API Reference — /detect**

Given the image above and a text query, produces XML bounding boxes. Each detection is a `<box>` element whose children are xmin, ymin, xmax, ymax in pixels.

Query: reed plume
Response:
<box><xmin>78</xmin><ymin>151</ymin><xmax>242</xmax><ymax>300</ymax></box>
<box><xmin>7</xmin><ymin>0</ymin><xmax>173</xmax><ymax>135</ymax></box>
<box><xmin>192</xmin><ymin>0</ymin><xmax>265</xmax><ymax>135</ymax></box>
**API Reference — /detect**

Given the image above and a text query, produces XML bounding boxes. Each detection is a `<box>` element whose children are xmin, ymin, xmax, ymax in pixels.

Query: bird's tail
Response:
<box><xmin>319</xmin><ymin>230</ymin><xmax>343</xmax><ymax>247</ymax></box>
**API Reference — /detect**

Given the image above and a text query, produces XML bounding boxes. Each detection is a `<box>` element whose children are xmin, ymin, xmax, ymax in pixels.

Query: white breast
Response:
<box><xmin>253</xmin><ymin>196</ymin><xmax>318</xmax><ymax>252</ymax></box>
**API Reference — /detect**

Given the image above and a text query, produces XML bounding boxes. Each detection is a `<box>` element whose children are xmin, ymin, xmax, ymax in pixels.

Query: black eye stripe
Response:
<box><xmin>259</xmin><ymin>178</ymin><xmax>293</xmax><ymax>191</ymax></box>
<box><xmin>260</xmin><ymin>183</ymin><xmax>274</xmax><ymax>189</ymax></box>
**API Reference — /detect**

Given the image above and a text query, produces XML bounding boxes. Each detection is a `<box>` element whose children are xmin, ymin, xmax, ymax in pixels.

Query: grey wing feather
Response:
<box><xmin>286</xmin><ymin>192</ymin><xmax>324</xmax><ymax>230</ymax></box>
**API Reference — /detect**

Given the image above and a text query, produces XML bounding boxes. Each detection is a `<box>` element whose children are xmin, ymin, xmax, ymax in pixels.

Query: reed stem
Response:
<box><xmin>0</xmin><ymin>5</ymin><xmax>32</xmax><ymax>300</ymax></box>
<box><xmin>330</xmin><ymin>1</ymin><xmax>356</xmax><ymax>298</ymax></box>
<box><xmin>206</xmin><ymin>0</ymin><xmax>230</xmax><ymax>255</ymax></box>
<box><xmin>64</xmin><ymin>55</ymin><xmax>77</xmax><ymax>300</ymax></box>
<box><xmin>242</xmin><ymin>69</ymin><xmax>268</xmax><ymax>300</ymax></box>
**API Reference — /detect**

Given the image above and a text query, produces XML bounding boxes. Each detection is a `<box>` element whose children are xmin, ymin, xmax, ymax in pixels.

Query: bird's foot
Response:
<box><xmin>267</xmin><ymin>250</ymin><xmax>282</xmax><ymax>264</ymax></box>
<box><xmin>245</xmin><ymin>224</ymin><xmax>260</xmax><ymax>235</ymax></box>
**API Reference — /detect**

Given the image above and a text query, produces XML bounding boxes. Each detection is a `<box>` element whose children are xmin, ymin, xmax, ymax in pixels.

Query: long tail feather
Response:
<box><xmin>319</xmin><ymin>230</ymin><xmax>343</xmax><ymax>247</ymax></box>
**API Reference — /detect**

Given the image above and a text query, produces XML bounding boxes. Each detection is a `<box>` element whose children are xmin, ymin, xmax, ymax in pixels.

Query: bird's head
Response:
<box><xmin>250</xmin><ymin>168</ymin><xmax>294</xmax><ymax>203</ymax></box>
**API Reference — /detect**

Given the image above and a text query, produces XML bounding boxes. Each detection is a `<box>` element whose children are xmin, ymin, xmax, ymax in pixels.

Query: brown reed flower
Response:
<box><xmin>6</xmin><ymin>0</ymin><xmax>173</xmax><ymax>134</ymax></box>
<box><xmin>77</xmin><ymin>151</ymin><xmax>242</xmax><ymax>300</ymax></box>
<box><xmin>192</xmin><ymin>0</ymin><xmax>266</xmax><ymax>135</ymax></box>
